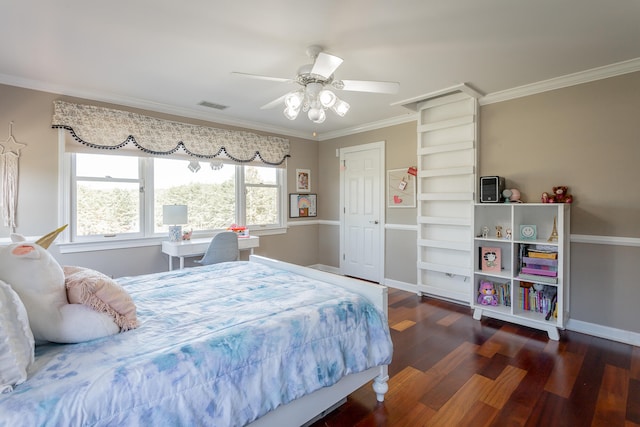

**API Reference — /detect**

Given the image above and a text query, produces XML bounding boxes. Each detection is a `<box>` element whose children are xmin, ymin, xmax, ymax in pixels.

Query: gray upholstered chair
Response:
<box><xmin>195</xmin><ymin>232</ymin><xmax>239</xmax><ymax>265</ymax></box>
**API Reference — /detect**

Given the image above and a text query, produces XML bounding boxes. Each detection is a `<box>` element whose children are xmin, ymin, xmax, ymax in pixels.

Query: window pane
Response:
<box><xmin>154</xmin><ymin>158</ymin><xmax>236</xmax><ymax>232</ymax></box>
<box><xmin>245</xmin><ymin>166</ymin><xmax>277</xmax><ymax>185</ymax></box>
<box><xmin>246</xmin><ymin>186</ymin><xmax>278</xmax><ymax>225</ymax></box>
<box><xmin>76</xmin><ymin>153</ymin><xmax>138</xmax><ymax>179</ymax></box>
<box><xmin>76</xmin><ymin>181</ymin><xmax>140</xmax><ymax>236</ymax></box>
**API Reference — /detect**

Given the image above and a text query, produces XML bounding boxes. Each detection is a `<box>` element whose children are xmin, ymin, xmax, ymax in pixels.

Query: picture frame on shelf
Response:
<box><xmin>520</xmin><ymin>224</ymin><xmax>537</xmax><ymax>240</ymax></box>
<box><xmin>480</xmin><ymin>247</ymin><xmax>501</xmax><ymax>272</ymax></box>
<box><xmin>289</xmin><ymin>193</ymin><xmax>317</xmax><ymax>218</ymax></box>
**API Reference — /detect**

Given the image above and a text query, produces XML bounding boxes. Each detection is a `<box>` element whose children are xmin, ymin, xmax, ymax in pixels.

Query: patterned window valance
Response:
<box><xmin>51</xmin><ymin>100</ymin><xmax>290</xmax><ymax>165</ymax></box>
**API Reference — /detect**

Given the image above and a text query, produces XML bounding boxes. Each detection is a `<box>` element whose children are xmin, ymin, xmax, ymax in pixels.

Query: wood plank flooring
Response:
<box><xmin>311</xmin><ymin>288</ymin><xmax>640</xmax><ymax>427</ymax></box>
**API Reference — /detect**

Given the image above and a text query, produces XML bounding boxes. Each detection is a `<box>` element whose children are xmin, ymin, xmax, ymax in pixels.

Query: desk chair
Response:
<box><xmin>195</xmin><ymin>232</ymin><xmax>239</xmax><ymax>265</ymax></box>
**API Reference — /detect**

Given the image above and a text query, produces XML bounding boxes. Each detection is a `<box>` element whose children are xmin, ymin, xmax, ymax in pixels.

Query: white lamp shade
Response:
<box><xmin>319</xmin><ymin>89</ymin><xmax>337</xmax><ymax>108</ymax></box>
<box><xmin>284</xmin><ymin>106</ymin><xmax>300</xmax><ymax>120</ymax></box>
<box><xmin>331</xmin><ymin>99</ymin><xmax>350</xmax><ymax>117</ymax></box>
<box><xmin>308</xmin><ymin>107</ymin><xmax>326</xmax><ymax>123</ymax></box>
<box><xmin>284</xmin><ymin>91</ymin><xmax>304</xmax><ymax>109</ymax></box>
<box><xmin>163</xmin><ymin>205</ymin><xmax>188</xmax><ymax>225</ymax></box>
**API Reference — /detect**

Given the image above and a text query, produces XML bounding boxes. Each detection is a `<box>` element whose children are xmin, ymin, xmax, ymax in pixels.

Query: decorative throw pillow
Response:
<box><xmin>64</xmin><ymin>266</ymin><xmax>139</xmax><ymax>331</ymax></box>
<box><xmin>0</xmin><ymin>279</ymin><xmax>35</xmax><ymax>393</ymax></box>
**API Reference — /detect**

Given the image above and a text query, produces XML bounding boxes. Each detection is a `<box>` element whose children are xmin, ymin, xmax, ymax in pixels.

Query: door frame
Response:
<box><xmin>339</xmin><ymin>141</ymin><xmax>386</xmax><ymax>283</ymax></box>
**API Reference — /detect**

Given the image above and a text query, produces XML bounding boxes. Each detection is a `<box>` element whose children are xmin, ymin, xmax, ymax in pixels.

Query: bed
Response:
<box><xmin>0</xmin><ymin>255</ymin><xmax>393</xmax><ymax>427</ymax></box>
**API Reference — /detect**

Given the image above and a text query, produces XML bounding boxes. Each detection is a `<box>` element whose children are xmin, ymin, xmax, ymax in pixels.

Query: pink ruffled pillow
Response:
<box><xmin>63</xmin><ymin>266</ymin><xmax>139</xmax><ymax>332</ymax></box>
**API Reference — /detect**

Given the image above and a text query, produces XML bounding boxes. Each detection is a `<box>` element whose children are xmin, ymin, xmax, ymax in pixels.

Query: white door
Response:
<box><xmin>340</xmin><ymin>142</ymin><xmax>385</xmax><ymax>283</ymax></box>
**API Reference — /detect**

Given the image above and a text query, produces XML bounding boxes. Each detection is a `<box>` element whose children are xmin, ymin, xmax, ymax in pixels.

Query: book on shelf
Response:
<box><xmin>518</xmin><ymin>284</ymin><xmax>557</xmax><ymax>319</ymax></box>
<box><xmin>527</xmin><ymin>250</ymin><xmax>557</xmax><ymax>260</ymax></box>
<box><xmin>480</xmin><ymin>247</ymin><xmax>501</xmax><ymax>272</ymax></box>
<box><xmin>517</xmin><ymin>272</ymin><xmax>558</xmax><ymax>284</ymax></box>
<box><xmin>520</xmin><ymin>267</ymin><xmax>557</xmax><ymax>277</ymax></box>
<box><xmin>522</xmin><ymin>256</ymin><xmax>558</xmax><ymax>267</ymax></box>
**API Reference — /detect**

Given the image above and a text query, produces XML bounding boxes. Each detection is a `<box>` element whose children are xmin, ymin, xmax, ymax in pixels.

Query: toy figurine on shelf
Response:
<box><xmin>548</xmin><ymin>216</ymin><xmax>559</xmax><ymax>242</ymax></box>
<box><xmin>505</xmin><ymin>227</ymin><xmax>512</xmax><ymax>240</ymax></box>
<box><xmin>477</xmin><ymin>281</ymin><xmax>499</xmax><ymax>306</ymax></box>
<box><xmin>496</xmin><ymin>225</ymin><xmax>503</xmax><ymax>239</ymax></box>
<box><xmin>482</xmin><ymin>226</ymin><xmax>489</xmax><ymax>238</ymax></box>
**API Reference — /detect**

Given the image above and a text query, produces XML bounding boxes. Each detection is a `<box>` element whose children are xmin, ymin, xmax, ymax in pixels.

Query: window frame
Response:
<box><xmin>59</xmin><ymin>146</ymin><xmax>287</xmax><ymax>253</ymax></box>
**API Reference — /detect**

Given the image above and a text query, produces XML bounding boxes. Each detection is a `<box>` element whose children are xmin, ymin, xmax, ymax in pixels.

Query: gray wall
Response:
<box><xmin>479</xmin><ymin>71</ymin><xmax>640</xmax><ymax>334</ymax></box>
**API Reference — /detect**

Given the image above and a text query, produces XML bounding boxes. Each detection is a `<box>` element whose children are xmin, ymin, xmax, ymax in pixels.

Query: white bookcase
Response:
<box><xmin>471</xmin><ymin>203</ymin><xmax>570</xmax><ymax>340</ymax></box>
<box><xmin>411</xmin><ymin>87</ymin><xmax>480</xmax><ymax>302</ymax></box>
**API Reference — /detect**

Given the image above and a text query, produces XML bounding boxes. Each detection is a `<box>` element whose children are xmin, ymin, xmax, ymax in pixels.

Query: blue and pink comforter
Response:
<box><xmin>0</xmin><ymin>261</ymin><xmax>393</xmax><ymax>426</ymax></box>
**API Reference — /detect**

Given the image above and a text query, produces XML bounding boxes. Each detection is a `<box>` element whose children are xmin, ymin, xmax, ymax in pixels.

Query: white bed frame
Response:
<box><xmin>247</xmin><ymin>255</ymin><xmax>390</xmax><ymax>427</ymax></box>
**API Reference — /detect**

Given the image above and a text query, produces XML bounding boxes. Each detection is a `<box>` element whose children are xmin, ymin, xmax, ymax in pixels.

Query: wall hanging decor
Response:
<box><xmin>387</xmin><ymin>168</ymin><xmax>416</xmax><ymax>208</ymax></box>
<box><xmin>0</xmin><ymin>122</ymin><xmax>27</xmax><ymax>231</ymax></box>
<box><xmin>289</xmin><ymin>193</ymin><xmax>317</xmax><ymax>218</ymax></box>
<box><xmin>296</xmin><ymin>169</ymin><xmax>311</xmax><ymax>192</ymax></box>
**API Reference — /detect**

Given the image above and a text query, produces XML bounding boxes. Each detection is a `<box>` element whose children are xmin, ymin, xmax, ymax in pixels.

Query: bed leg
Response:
<box><xmin>373</xmin><ymin>374</ymin><xmax>389</xmax><ymax>402</ymax></box>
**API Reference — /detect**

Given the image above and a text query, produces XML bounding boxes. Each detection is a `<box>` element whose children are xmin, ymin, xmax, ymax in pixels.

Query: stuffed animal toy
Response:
<box><xmin>542</xmin><ymin>186</ymin><xmax>573</xmax><ymax>203</ymax></box>
<box><xmin>0</xmin><ymin>233</ymin><xmax>120</xmax><ymax>344</ymax></box>
<box><xmin>477</xmin><ymin>281</ymin><xmax>498</xmax><ymax>306</ymax></box>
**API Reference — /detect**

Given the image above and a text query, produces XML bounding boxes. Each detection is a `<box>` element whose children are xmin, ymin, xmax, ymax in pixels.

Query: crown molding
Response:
<box><xmin>480</xmin><ymin>57</ymin><xmax>640</xmax><ymax>105</ymax></box>
<box><xmin>317</xmin><ymin>112</ymin><xmax>416</xmax><ymax>141</ymax></box>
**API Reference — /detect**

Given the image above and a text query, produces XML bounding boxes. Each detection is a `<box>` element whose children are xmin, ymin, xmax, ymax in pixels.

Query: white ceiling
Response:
<box><xmin>1</xmin><ymin>0</ymin><xmax>639</xmax><ymax>140</ymax></box>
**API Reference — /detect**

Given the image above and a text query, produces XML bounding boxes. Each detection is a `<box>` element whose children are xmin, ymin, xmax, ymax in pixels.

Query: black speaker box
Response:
<box><xmin>480</xmin><ymin>176</ymin><xmax>505</xmax><ymax>203</ymax></box>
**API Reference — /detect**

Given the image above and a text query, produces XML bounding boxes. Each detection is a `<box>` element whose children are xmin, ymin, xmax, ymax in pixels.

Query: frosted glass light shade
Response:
<box><xmin>284</xmin><ymin>106</ymin><xmax>300</xmax><ymax>120</ymax></box>
<box><xmin>332</xmin><ymin>99</ymin><xmax>350</xmax><ymax>117</ymax></box>
<box><xmin>284</xmin><ymin>91</ymin><xmax>304</xmax><ymax>109</ymax></box>
<box><xmin>163</xmin><ymin>205</ymin><xmax>188</xmax><ymax>225</ymax></box>
<box><xmin>308</xmin><ymin>107</ymin><xmax>326</xmax><ymax>123</ymax></box>
<box><xmin>319</xmin><ymin>89</ymin><xmax>337</xmax><ymax>108</ymax></box>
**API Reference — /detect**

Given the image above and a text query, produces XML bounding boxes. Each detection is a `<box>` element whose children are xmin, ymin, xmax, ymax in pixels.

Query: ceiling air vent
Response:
<box><xmin>198</xmin><ymin>101</ymin><xmax>229</xmax><ymax>110</ymax></box>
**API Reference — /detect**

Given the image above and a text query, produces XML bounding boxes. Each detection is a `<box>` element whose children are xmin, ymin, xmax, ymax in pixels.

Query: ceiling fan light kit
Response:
<box><xmin>233</xmin><ymin>45</ymin><xmax>398</xmax><ymax>125</ymax></box>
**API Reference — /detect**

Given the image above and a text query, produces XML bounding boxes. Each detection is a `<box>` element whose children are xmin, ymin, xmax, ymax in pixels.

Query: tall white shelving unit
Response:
<box><xmin>402</xmin><ymin>85</ymin><xmax>481</xmax><ymax>303</ymax></box>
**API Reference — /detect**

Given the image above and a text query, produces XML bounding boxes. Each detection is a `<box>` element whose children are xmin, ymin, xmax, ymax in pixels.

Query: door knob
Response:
<box><xmin>370</xmin><ymin>220</ymin><xmax>379</xmax><ymax>224</ymax></box>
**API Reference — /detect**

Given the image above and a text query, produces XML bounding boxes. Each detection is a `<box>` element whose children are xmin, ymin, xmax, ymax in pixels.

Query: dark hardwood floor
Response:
<box><xmin>311</xmin><ymin>288</ymin><xmax>640</xmax><ymax>427</ymax></box>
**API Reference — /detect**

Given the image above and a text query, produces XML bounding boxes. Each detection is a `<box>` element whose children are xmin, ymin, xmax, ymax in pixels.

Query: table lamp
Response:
<box><xmin>163</xmin><ymin>205</ymin><xmax>188</xmax><ymax>242</ymax></box>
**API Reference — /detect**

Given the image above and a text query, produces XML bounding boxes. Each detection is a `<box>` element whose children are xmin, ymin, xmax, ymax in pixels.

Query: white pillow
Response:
<box><xmin>0</xmin><ymin>279</ymin><xmax>35</xmax><ymax>393</ymax></box>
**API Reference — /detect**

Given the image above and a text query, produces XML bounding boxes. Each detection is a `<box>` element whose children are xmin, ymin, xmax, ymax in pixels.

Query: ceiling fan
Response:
<box><xmin>232</xmin><ymin>45</ymin><xmax>400</xmax><ymax>124</ymax></box>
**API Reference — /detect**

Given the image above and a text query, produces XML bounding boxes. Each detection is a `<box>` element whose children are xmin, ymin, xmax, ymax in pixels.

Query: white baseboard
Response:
<box><xmin>566</xmin><ymin>319</ymin><xmax>640</xmax><ymax>347</ymax></box>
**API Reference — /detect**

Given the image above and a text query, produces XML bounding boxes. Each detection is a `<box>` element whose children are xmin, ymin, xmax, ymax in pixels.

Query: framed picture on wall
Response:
<box><xmin>387</xmin><ymin>168</ymin><xmax>416</xmax><ymax>208</ymax></box>
<box><xmin>289</xmin><ymin>193</ymin><xmax>317</xmax><ymax>218</ymax></box>
<box><xmin>296</xmin><ymin>169</ymin><xmax>311</xmax><ymax>192</ymax></box>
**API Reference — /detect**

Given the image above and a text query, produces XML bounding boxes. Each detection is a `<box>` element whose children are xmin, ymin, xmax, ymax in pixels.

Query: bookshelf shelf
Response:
<box><xmin>471</xmin><ymin>203</ymin><xmax>570</xmax><ymax>340</ymax></box>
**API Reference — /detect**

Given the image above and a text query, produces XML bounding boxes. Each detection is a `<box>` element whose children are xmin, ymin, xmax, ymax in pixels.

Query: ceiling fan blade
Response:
<box><xmin>310</xmin><ymin>52</ymin><xmax>343</xmax><ymax>79</ymax></box>
<box><xmin>336</xmin><ymin>79</ymin><xmax>400</xmax><ymax>94</ymax></box>
<box><xmin>231</xmin><ymin>71</ymin><xmax>292</xmax><ymax>83</ymax></box>
<box><xmin>260</xmin><ymin>94</ymin><xmax>288</xmax><ymax>110</ymax></box>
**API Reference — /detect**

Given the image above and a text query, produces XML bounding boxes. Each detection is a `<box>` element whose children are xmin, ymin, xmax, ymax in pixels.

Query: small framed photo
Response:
<box><xmin>289</xmin><ymin>193</ymin><xmax>317</xmax><ymax>218</ymax></box>
<box><xmin>296</xmin><ymin>169</ymin><xmax>311</xmax><ymax>193</ymax></box>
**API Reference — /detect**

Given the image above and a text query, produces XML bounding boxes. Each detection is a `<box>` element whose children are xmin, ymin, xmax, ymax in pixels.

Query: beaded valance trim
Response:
<box><xmin>52</xmin><ymin>101</ymin><xmax>290</xmax><ymax>165</ymax></box>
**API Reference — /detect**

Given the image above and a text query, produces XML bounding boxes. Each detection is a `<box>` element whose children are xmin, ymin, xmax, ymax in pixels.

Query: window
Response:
<box><xmin>69</xmin><ymin>153</ymin><xmax>285</xmax><ymax>242</ymax></box>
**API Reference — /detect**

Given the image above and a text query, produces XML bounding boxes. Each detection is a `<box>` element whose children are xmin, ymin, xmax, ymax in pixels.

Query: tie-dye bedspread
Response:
<box><xmin>0</xmin><ymin>261</ymin><xmax>393</xmax><ymax>427</ymax></box>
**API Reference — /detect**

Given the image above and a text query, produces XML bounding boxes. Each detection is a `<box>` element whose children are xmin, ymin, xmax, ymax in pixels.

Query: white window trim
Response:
<box><xmin>57</xmin><ymin>130</ymin><xmax>287</xmax><ymax>253</ymax></box>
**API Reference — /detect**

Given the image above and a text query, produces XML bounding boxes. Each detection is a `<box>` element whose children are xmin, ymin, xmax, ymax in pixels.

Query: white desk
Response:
<box><xmin>161</xmin><ymin>235</ymin><xmax>259</xmax><ymax>270</ymax></box>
